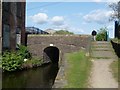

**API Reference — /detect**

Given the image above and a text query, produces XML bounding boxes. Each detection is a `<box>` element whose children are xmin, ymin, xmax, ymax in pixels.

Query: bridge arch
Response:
<box><xmin>43</xmin><ymin>46</ymin><xmax>59</xmax><ymax>63</ymax></box>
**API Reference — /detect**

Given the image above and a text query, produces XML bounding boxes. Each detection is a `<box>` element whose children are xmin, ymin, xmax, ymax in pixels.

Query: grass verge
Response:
<box><xmin>110</xmin><ymin>58</ymin><xmax>119</xmax><ymax>82</ymax></box>
<box><xmin>0</xmin><ymin>55</ymin><xmax>1</xmax><ymax>68</ymax></box>
<box><xmin>64</xmin><ymin>50</ymin><xmax>92</xmax><ymax>88</ymax></box>
<box><xmin>111</xmin><ymin>38</ymin><xmax>120</xmax><ymax>44</ymax></box>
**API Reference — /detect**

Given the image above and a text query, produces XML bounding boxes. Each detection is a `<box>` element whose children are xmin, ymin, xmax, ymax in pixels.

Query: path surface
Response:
<box><xmin>89</xmin><ymin>41</ymin><xmax>118</xmax><ymax>88</ymax></box>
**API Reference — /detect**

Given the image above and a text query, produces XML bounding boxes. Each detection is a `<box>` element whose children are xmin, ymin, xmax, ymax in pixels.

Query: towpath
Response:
<box><xmin>89</xmin><ymin>41</ymin><xmax>118</xmax><ymax>88</ymax></box>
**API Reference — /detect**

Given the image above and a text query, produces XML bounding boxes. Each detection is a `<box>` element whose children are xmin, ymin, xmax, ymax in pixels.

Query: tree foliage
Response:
<box><xmin>54</xmin><ymin>30</ymin><xmax>74</xmax><ymax>35</ymax></box>
<box><xmin>109</xmin><ymin>1</ymin><xmax>120</xmax><ymax>21</ymax></box>
<box><xmin>96</xmin><ymin>27</ymin><xmax>108</xmax><ymax>41</ymax></box>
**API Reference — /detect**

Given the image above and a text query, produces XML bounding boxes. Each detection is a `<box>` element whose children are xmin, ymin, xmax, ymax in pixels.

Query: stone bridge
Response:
<box><xmin>27</xmin><ymin>35</ymin><xmax>91</xmax><ymax>63</ymax></box>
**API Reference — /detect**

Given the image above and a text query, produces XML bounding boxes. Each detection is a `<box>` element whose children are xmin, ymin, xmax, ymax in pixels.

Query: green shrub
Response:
<box><xmin>96</xmin><ymin>27</ymin><xmax>108</xmax><ymax>41</ymax></box>
<box><xmin>54</xmin><ymin>30</ymin><xmax>74</xmax><ymax>35</ymax></box>
<box><xmin>0</xmin><ymin>54</ymin><xmax>2</xmax><ymax>68</ymax></box>
<box><xmin>2</xmin><ymin>45</ymin><xmax>32</xmax><ymax>71</ymax></box>
<box><xmin>2</xmin><ymin>51</ymin><xmax>24</xmax><ymax>71</ymax></box>
<box><xmin>17</xmin><ymin>45</ymin><xmax>32</xmax><ymax>59</ymax></box>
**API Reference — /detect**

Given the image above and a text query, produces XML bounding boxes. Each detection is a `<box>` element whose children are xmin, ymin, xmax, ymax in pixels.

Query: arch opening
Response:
<box><xmin>43</xmin><ymin>46</ymin><xmax>59</xmax><ymax>63</ymax></box>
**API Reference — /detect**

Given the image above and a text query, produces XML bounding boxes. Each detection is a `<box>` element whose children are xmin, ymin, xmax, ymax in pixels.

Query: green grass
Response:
<box><xmin>0</xmin><ymin>55</ymin><xmax>2</xmax><ymax>68</ymax></box>
<box><xmin>110</xmin><ymin>58</ymin><xmax>119</xmax><ymax>82</ymax></box>
<box><xmin>64</xmin><ymin>50</ymin><xmax>92</xmax><ymax>88</ymax></box>
<box><xmin>111</xmin><ymin>38</ymin><xmax>120</xmax><ymax>44</ymax></box>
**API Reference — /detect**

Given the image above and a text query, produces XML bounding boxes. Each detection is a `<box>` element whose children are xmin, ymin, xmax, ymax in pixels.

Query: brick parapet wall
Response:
<box><xmin>27</xmin><ymin>35</ymin><xmax>91</xmax><ymax>58</ymax></box>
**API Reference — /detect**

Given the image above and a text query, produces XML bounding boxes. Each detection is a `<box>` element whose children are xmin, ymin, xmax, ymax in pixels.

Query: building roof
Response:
<box><xmin>45</xmin><ymin>29</ymin><xmax>56</xmax><ymax>34</ymax></box>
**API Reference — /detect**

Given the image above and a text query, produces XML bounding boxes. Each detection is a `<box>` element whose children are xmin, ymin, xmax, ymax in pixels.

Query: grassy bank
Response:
<box><xmin>110</xmin><ymin>58</ymin><xmax>119</xmax><ymax>82</ymax></box>
<box><xmin>0</xmin><ymin>55</ymin><xmax>1</xmax><ymax>68</ymax></box>
<box><xmin>111</xmin><ymin>38</ymin><xmax>120</xmax><ymax>44</ymax></box>
<box><xmin>64</xmin><ymin>50</ymin><xmax>92</xmax><ymax>88</ymax></box>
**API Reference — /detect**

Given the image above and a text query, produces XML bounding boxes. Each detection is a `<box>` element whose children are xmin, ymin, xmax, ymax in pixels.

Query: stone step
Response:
<box><xmin>91</xmin><ymin>43</ymin><xmax>117</xmax><ymax>59</ymax></box>
<box><xmin>92</xmin><ymin>45</ymin><xmax>111</xmax><ymax>48</ymax></box>
<box><xmin>92</xmin><ymin>50</ymin><xmax>115</xmax><ymax>55</ymax></box>
<box><xmin>92</xmin><ymin>48</ymin><xmax>112</xmax><ymax>51</ymax></box>
<box><xmin>92</xmin><ymin>41</ymin><xmax>109</xmax><ymax>44</ymax></box>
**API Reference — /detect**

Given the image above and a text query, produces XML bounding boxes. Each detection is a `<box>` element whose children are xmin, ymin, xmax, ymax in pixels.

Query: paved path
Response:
<box><xmin>89</xmin><ymin>41</ymin><xmax>118</xmax><ymax>88</ymax></box>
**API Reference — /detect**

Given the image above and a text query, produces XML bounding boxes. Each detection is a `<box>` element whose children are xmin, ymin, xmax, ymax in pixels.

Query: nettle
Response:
<box><xmin>2</xmin><ymin>45</ymin><xmax>32</xmax><ymax>72</ymax></box>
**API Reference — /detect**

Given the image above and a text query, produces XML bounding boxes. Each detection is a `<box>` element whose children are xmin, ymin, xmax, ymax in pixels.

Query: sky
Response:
<box><xmin>26</xmin><ymin>0</ymin><xmax>119</xmax><ymax>38</ymax></box>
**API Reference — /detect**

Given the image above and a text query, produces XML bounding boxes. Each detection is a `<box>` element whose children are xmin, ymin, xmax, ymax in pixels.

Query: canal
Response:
<box><xmin>2</xmin><ymin>63</ymin><xmax>59</xmax><ymax>89</ymax></box>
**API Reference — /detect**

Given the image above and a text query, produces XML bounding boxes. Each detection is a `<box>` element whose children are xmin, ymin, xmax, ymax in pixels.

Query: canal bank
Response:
<box><xmin>52</xmin><ymin>54</ymin><xmax>67</xmax><ymax>88</ymax></box>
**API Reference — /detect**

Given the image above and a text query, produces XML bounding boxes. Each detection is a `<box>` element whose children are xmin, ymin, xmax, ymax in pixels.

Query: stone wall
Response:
<box><xmin>27</xmin><ymin>35</ymin><xmax>91</xmax><ymax>58</ymax></box>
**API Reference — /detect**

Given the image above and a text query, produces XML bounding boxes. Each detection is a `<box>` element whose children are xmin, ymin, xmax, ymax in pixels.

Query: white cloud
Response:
<box><xmin>65</xmin><ymin>27</ymin><xmax>85</xmax><ymax>34</ymax></box>
<box><xmin>51</xmin><ymin>22</ymin><xmax>85</xmax><ymax>34</ymax></box>
<box><xmin>92</xmin><ymin>0</ymin><xmax>102</xmax><ymax>2</ymax></box>
<box><xmin>52</xmin><ymin>23</ymin><xmax>69</xmax><ymax>30</ymax></box>
<box><xmin>83</xmin><ymin>9</ymin><xmax>113</xmax><ymax>24</ymax></box>
<box><xmin>51</xmin><ymin>16</ymin><xmax>65</xmax><ymax>26</ymax></box>
<box><xmin>29</xmin><ymin>13</ymin><xmax>48</xmax><ymax>24</ymax></box>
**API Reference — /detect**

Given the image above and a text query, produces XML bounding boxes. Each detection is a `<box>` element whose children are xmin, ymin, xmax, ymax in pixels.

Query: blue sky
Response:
<box><xmin>26</xmin><ymin>1</ymin><xmax>118</xmax><ymax>38</ymax></box>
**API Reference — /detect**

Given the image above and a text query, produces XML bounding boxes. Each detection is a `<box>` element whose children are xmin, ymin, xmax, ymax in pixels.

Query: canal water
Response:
<box><xmin>2</xmin><ymin>63</ymin><xmax>59</xmax><ymax>89</ymax></box>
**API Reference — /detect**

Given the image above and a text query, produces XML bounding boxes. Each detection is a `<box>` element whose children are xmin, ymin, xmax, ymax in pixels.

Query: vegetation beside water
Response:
<box><xmin>64</xmin><ymin>50</ymin><xmax>92</xmax><ymax>88</ymax></box>
<box><xmin>2</xmin><ymin>45</ymin><xmax>42</xmax><ymax>72</ymax></box>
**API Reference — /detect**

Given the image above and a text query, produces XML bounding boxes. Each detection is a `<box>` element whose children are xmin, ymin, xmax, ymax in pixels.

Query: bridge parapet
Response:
<box><xmin>27</xmin><ymin>35</ymin><xmax>91</xmax><ymax>63</ymax></box>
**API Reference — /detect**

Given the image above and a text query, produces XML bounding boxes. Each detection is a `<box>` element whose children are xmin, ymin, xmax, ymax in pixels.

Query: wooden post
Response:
<box><xmin>115</xmin><ymin>21</ymin><xmax>118</xmax><ymax>38</ymax></box>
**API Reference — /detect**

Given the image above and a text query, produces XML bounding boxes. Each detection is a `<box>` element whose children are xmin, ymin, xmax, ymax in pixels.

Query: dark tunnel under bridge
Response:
<box><xmin>43</xmin><ymin>46</ymin><xmax>59</xmax><ymax>63</ymax></box>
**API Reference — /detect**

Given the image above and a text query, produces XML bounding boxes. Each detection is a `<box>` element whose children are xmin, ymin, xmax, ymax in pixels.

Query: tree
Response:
<box><xmin>109</xmin><ymin>1</ymin><xmax>120</xmax><ymax>21</ymax></box>
<box><xmin>96</xmin><ymin>27</ymin><xmax>108</xmax><ymax>41</ymax></box>
<box><xmin>54</xmin><ymin>30</ymin><xmax>74</xmax><ymax>35</ymax></box>
<box><xmin>109</xmin><ymin>1</ymin><xmax>120</xmax><ymax>39</ymax></box>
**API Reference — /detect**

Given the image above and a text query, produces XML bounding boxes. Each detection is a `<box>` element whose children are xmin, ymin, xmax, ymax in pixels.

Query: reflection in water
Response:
<box><xmin>2</xmin><ymin>63</ymin><xmax>59</xmax><ymax>89</ymax></box>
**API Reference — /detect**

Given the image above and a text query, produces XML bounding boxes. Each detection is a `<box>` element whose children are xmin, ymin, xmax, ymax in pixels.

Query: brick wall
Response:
<box><xmin>27</xmin><ymin>35</ymin><xmax>91</xmax><ymax>58</ymax></box>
